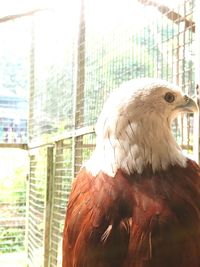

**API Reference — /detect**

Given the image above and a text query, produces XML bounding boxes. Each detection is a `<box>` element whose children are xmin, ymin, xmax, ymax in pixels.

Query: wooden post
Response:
<box><xmin>44</xmin><ymin>146</ymin><xmax>54</xmax><ymax>267</ymax></box>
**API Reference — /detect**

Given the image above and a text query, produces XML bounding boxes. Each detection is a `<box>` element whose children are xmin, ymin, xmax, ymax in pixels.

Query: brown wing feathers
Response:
<box><xmin>63</xmin><ymin>159</ymin><xmax>200</xmax><ymax>267</ymax></box>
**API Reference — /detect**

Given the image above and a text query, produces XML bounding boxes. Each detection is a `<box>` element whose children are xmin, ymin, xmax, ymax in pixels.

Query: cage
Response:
<box><xmin>27</xmin><ymin>0</ymin><xmax>199</xmax><ymax>266</ymax></box>
<box><xmin>0</xmin><ymin>0</ymin><xmax>199</xmax><ymax>266</ymax></box>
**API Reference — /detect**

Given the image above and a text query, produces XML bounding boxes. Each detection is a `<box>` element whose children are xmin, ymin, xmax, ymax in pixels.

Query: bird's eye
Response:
<box><xmin>164</xmin><ymin>92</ymin><xmax>175</xmax><ymax>103</ymax></box>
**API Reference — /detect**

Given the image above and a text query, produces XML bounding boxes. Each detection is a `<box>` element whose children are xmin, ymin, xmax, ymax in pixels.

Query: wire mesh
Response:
<box><xmin>74</xmin><ymin>133</ymin><xmax>96</xmax><ymax>176</ymax></box>
<box><xmin>83</xmin><ymin>0</ymin><xmax>195</xmax><ymax>151</ymax></box>
<box><xmin>28</xmin><ymin>0</ymin><xmax>196</xmax><ymax>149</ymax></box>
<box><xmin>27</xmin><ymin>0</ymin><xmax>197</xmax><ymax>266</ymax></box>
<box><xmin>47</xmin><ymin>135</ymin><xmax>95</xmax><ymax>267</ymax></box>
<box><xmin>27</xmin><ymin>147</ymin><xmax>47</xmax><ymax>267</ymax></box>
<box><xmin>0</xmin><ymin>148</ymin><xmax>28</xmax><ymax>264</ymax></box>
<box><xmin>29</xmin><ymin>5</ymin><xmax>79</xmax><ymax>145</ymax></box>
<box><xmin>49</xmin><ymin>139</ymin><xmax>73</xmax><ymax>267</ymax></box>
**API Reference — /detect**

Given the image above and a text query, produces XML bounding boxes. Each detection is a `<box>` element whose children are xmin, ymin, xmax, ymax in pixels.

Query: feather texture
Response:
<box><xmin>85</xmin><ymin>79</ymin><xmax>189</xmax><ymax>177</ymax></box>
<box><xmin>63</xmin><ymin>159</ymin><xmax>200</xmax><ymax>267</ymax></box>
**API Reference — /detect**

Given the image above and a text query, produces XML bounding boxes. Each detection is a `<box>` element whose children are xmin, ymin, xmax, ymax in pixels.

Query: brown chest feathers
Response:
<box><xmin>63</xmin><ymin>159</ymin><xmax>200</xmax><ymax>267</ymax></box>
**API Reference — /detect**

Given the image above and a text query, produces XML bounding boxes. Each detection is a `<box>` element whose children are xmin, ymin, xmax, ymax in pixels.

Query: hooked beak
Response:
<box><xmin>176</xmin><ymin>96</ymin><xmax>198</xmax><ymax>113</ymax></box>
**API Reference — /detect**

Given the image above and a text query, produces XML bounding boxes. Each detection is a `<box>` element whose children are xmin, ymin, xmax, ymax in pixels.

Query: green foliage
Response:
<box><xmin>0</xmin><ymin>149</ymin><xmax>28</xmax><ymax>254</ymax></box>
<box><xmin>0</xmin><ymin>158</ymin><xmax>27</xmax><ymax>204</ymax></box>
<box><xmin>0</xmin><ymin>227</ymin><xmax>25</xmax><ymax>253</ymax></box>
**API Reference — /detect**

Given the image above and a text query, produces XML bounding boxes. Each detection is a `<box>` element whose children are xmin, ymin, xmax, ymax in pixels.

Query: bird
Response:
<box><xmin>62</xmin><ymin>78</ymin><xmax>200</xmax><ymax>267</ymax></box>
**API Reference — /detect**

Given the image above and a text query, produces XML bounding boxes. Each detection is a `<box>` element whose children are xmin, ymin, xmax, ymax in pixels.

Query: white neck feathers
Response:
<box><xmin>85</xmin><ymin>114</ymin><xmax>186</xmax><ymax>177</ymax></box>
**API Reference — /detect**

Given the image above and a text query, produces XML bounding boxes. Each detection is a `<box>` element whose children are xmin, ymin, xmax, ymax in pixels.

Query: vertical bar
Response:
<box><xmin>194</xmin><ymin>0</ymin><xmax>200</xmax><ymax>163</ymax></box>
<box><xmin>44</xmin><ymin>146</ymin><xmax>54</xmax><ymax>267</ymax></box>
<box><xmin>72</xmin><ymin>0</ymin><xmax>85</xmax><ymax>177</ymax></box>
<box><xmin>26</xmin><ymin>16</ymin><xmax>35</xmax><ymax>267</ymax></box>
<box><xmin>75</xmin><ymin>136</ymin><xmax>84</xmax><ymax>175</ymax></box>
<box><xmin>29</xmin><ymin>16</ymin><xmax>35</xmax><ymax>143</ymax></box>
<box><xmin>176</xmin><ymin>32</ymin><xmax>180</xmax><ymax>84</ymax></box>
<box><xmin>25</xmin><ymin>157</ymin><xmax>30</xmax><ymax>267</ymax></box>
<box><xmin>74</xmin><ymin>0</ymin><xmax>85</xmax><ymax>129</ymax></box>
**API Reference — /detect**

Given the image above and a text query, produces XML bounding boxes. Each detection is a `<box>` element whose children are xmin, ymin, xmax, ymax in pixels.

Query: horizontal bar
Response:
<box><xmin>0</xmin><ymin>143</ymin><xmax>28</xmax><ymax>150</ymax></box>
<box><xmin>28</xmin><ymin>125</ymin><xmax>95</xmax><ymax>149</ymax></box>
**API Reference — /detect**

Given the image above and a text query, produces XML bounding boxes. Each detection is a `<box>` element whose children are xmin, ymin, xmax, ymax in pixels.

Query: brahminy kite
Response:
<box><xmin>62</xmin><ymin>78</ymin><xmax>200</xmax><ymax>267</ymax></box>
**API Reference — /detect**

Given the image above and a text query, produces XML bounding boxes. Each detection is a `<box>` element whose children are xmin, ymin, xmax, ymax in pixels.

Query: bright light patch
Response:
<box><xmin>0</xmin><ymin>0</ymin><xmax>184</xmax><ymax>18</ymax></box>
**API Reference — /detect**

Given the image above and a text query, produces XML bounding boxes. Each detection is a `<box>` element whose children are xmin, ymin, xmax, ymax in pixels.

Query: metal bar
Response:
<box><xmin>0</xmin><ymin>143</ymin><xmax>28</xmax><ymax>149</ymax></box>
<box><xmin>137</xmin><ymin>0</ymin><xmax>195</xmax><ymax>32</ymax></box>
<box><xmin>25</xmin><ymin>171</ymin><xmax>30</xmax><ymax>267</ymax></box>
<box><xmin>29</xmin><ymin>15</ymin><xmax>35</xmax><ymax>147</ymax></box>
<box><xmin>0</xmin><ymin>9</ymin><xmax>48</xmax><ymax>23</ymax></box>
<box><xmin>73</xmin><ymin>0</ymin><xmax>85</xmax><ymax>176</ymax></box>
<box><xmin>28</xmin><ymin>125</ymin><xmax>95</xmax><ymax>150</ymax></box>
<box><xmin>28</xmin><ymin>142</ymin><xmax>55</xmax><ymax>150</ymax></box>
<box><xmin>44</xmin><ymin>146</ymin><xmax>54</xmax><ymax>267</ymax></box>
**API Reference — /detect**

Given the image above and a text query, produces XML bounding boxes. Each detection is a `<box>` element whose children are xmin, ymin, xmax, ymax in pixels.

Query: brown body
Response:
<box><xmin>62</xmin><ymin>159</ymin><xmax>200</xmax><ymax>267</ymax></box>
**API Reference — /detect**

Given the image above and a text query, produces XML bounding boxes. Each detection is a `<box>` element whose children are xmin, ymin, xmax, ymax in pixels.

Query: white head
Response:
<box><xmin>85</xmin><ymin>78</ymin><xmax>198</xmax><ymax>177</ymax></box>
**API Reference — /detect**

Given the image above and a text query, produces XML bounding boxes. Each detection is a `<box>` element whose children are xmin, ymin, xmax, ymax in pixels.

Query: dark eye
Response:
<box><xmin>164</xmin><ymin>92</ymin><xmax>175</xmax><ymax>103</ymax></box>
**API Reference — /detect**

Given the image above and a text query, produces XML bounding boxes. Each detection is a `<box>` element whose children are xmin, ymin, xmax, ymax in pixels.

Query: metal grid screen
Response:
<box><xmin>29</xmin><ymin>7</ymin><xmax>78</xmax><ymax>145</ymax></box>
<box><xmin>0</xmin><ymin>148</ymin><xmax>28</xmax><ymax>266</ymax></box>
<box><xmin>27</xmin><ymin>0</ymin><xmax>197</xmax><ymax>266</ymax></box>
<box><xmin>49</xmin><ymin>139</ymin><xmax>73</xmax><ymax>267</ymax></box>
<box><xmin>27</xmin><ymin>147</ymin><xmax>47</xmax><ymax>267</ymax></box>
<box><xmin>83</xmin><ymin>0</ymin><xmax>195</xmax><ymax>125</ymax></box>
